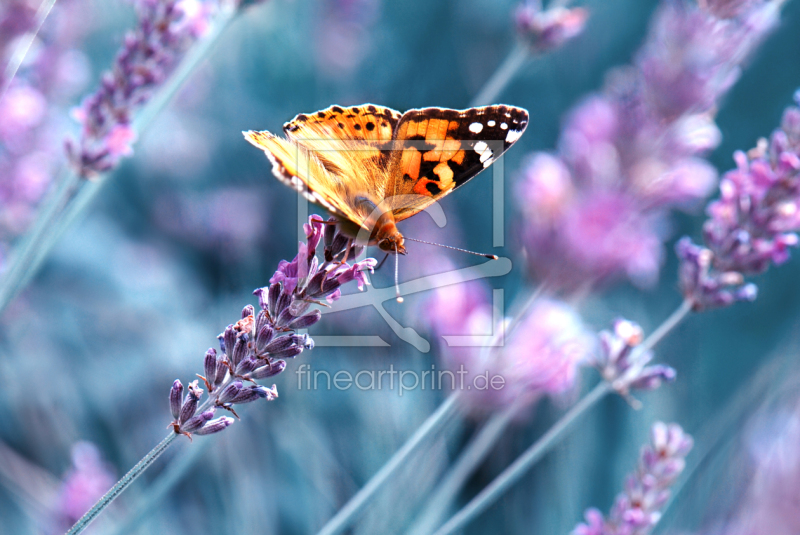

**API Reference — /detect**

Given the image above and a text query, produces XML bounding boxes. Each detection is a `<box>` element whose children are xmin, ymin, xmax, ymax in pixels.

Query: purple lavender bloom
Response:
<box><xmin>592</xmin><ymin>319</ymin><xmax>676</xmax><ymax>405</ymax></box>
<box><xmin>66</xmin><ymin>0</ymin><xmax>214</xmax><ymax>177</ymax></box>
<box><xmin>677</xmin><ymin>92</ymin><xmax>800</xmax><ymax>310</ymax></box>
<box><xmin>170</xmin><ymin>215</ymin><xmax>376</xmax><ymax>437</ymax></box>
<box><xmin>519</xmin><ymin>0</ymin><xmax>779</xmax><ymax>290</ymax></box>
<box><xmin>573</xmin><ymin>422</ymin><xmax>693</xmax><ymax>535</ymax></box>
<box><xmin>515</xmin><ymin>2</ymin><xmax>589</xmax><ymax>53</ymax></box>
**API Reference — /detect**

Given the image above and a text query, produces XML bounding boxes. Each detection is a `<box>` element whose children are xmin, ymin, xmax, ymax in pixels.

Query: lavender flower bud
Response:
<box><xmin>248</xmin><ymin>359</ymin><xmax>287</xmax><ymax>379</ymax></box>
<box><xmin>241</xmin><ymin>304</ymin><xmax>255</xmax><ymax>319</ymax></box>
<box><xmin>230</xmin><ymin>384</ymin><xmax>278</xmax><ymax>404</ymax></box>
<box><xmin>235</xmin><ymin>356</ymin><xmax>258</xmax><ymax>375</ymax></box>
<box><xmin>181</xmin><ymin>410</ymin><xmax>214</xmax><ymax>433</ymax></box>
<box><xmin>230</xmin><ymin>334</ymin><xmax>249</xmax><ymax>368</ymax></box>
<box><xmin>194</xmin><ymin>417</ymin><xmax>234</xmax><ymax>436</ymax></box>
<box><xmin>203</xmin><ymin>348</ymin><xmax>217</xmax><ymax>384</ymax></box>
<box><xmin>179</xmin><ymin>382</ymin><xmax>202</xmax><ymax>425</ymax></box>
<box><xmin>214</xmin><ymin>356</ymin><xmax>229</xmax><ymax>387</ymax></box>
<box><xmin>268</xmin><ymin>346</ymin><xmax>303</xmax><ymax>360</ymax></box>
<box><xmin>220</xmin><ymin>324</ymin><xmax>236</xmax><ymax>355</ymax></box>
<box><xmin>268</xmin><ymin>283</ymin><xmax>281</xmax><ymax>317</ymax></box>
<box><xmin>217</xmin><ymin>381</ymin><xmax>243</xmax><ymax>405</ymax></box>
<box><xmin>287</xmin><ymin>310</ymin><xmax>322</xmax><ymax>330</ymax></box>
<box><xmin>169</xmin><ymin>380</ymin><xmax>183</xmax><ymax>420</ymax></box>
<box><xmin>262</xmin><ymin>335</ymin><xmax>296</xmax><ymax>354</ymax></box>
<box><xmin>256</xmin><ymin>324</ymin><xmax>275</xmax><ymax>353</ymax></box>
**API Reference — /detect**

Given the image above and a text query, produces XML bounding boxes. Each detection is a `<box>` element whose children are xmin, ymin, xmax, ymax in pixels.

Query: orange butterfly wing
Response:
<box><xmin>244</xmin><ymin>104</ymin><xmax>402</xmax><ymax>227</ymax></box>
<box><xmin>386</xmin><ymin>105</ymin><xmax>529</xmax><ymax>221</ymax></box>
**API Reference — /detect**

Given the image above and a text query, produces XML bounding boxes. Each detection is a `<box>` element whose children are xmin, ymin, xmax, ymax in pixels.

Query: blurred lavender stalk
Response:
<box><xmin>0</xmin><ymin>0</ymin><xmax>57</xmax><ymax>99</ymax></box>
<box><xmin>471</xmin><ymin>1</ymin><xmax>589</xmax><ymax>107</ymax></box>
<box><xmin>428</xmin><ymin>304</ymin><xmax>688</xmax><ymax>535</ymax></box>
<box><xmin>0</xmin><ymin>0</ymin><xmax>257</xmax><ymax>315</ymax></box>
<box><xmin>66</xmin><ymin>216</ymin><xmax>377</xmax><ymax>535</ymax></box>
<box><xmin>519</xmin><ymin>0</ymin><xmax>783</xmax><ymax>289</ymax></box>
<box><xmin>572</xmin><ymin>422</ymin><xmax>693</xmax><ymax>535</ymax></box>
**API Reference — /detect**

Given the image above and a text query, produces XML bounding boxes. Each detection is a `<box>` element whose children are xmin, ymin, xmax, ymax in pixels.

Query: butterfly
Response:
<box><xmin>244</xmin><ymin>104</ymin><xmax>529</xmax><ymax>256</ymax></box>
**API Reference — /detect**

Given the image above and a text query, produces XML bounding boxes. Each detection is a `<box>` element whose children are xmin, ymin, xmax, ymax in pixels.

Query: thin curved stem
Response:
<box><xmin>0</xmin><ymin>0</ymin><xmax>58</xmax><ymax>101</ymax></box>
<box><xmin>0</xmin><ymin>5</ymin><xmax>239</xmax><ymax>315</ymax></box>
<box><xmin>641</xmin><ymin>299</ymin><xmax>693</xmax><ymax>352</ymax></box>
<box><xmin>432</xmin><ymin>299</ymin><xmax>694</xmax><ymax>535</ymax></box>
<box><xmin>470</xmin><ymin>42</ymin><xmax>529</xmax><ymax>107</ymax></box>
<box><xmin>408</xmin><ymin>397</ymin><xmax>526</xmax><ymax>535</ymax></box>
<box><xmin>316</xmin><ymin>391</ymin><xmax>463</xmax><ymax>535</ymax></box>
<box><xmin>66</xmin><ymin>432</ymin><xmax>179</xmax><ymax>535</ymax></box>
<box><xmin>432</xmin><ymin>382</ymin><xmax>611</xmax><ymax>535</ymax></box>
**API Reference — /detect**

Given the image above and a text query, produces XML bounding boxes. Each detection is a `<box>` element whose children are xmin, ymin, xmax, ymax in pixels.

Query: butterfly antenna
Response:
<box><xmin>394</xmin><ymin>244</ymin><xmax>403</xmax><ymax>303</ymax></box>
<box><xmin>403</xmin><ymin>237</ymin><xmax>498</xmax><ymax>260</ymax></box>
<box><xmin>375</xmin><ymin>252</ymin><xmax>390</xmax><ymax>271</ymax></box>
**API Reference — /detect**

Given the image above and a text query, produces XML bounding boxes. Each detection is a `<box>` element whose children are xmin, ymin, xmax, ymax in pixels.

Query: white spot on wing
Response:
<box><xmin>469</xmin><ymin>122</ymin><xmax>483</xmax><ymax>134</ymax></box>
<box><xmin>505</xmin><ymin>129</ymin><xmax>523</xmax><ymax>143</ymax></box>
<box><xmin>500</xmin><ymin>123</ymin><xmax>508</xmax><ymax>130</ymax></box>
<box><xmin>474</xmin><ymin>141</ymin><xmax>488</xmax><ymax>153</ymax></box>
<box><xmin>480</xmin><ymin>150</ymin><xmax>492</xmax><ymax>163</ymax></box>
<box><xmin>487</xmin><ymin>120</ymin><xmax>496</xmax><ymax>127</ymax></box>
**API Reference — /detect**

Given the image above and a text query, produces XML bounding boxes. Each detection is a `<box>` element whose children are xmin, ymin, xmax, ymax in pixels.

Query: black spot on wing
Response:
<box><xmin>425</xmin><ymin>182</ymin><xmax>441</xmax><ymax>194</ymax></box>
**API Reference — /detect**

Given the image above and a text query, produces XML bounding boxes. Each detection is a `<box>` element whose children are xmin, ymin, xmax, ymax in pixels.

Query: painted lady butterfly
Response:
<box><xmin>244</xmin><ymin>104</ymin><xmax>528</xmax><ymax>255</ymax></box>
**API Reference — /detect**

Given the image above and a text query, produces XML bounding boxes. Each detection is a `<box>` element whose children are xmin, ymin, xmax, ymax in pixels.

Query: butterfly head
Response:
<box><xmin>377</xmin><ymin>233</ymin><xmax>406</xmax><ymax>255</ymax></box>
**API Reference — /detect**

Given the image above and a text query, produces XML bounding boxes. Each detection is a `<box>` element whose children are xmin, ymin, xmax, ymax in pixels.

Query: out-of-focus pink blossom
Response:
<box><xmin>57</xmin><ymin>442</ymin><xmax>115</xmax><ymax>527</ymax></box>
<box><xmin>515</xmin><ymin>3</ymin><xmax>589</xmax><ymax>53</ymax></box>
<box><xmin>0</xmin><ymin>84</ymin><xmax>47</xmax><ymax>138</ymax></box>
<box><xmin>425</xmin><ymin>279</ymin><xmax>594</xmax><ymax>411</ymax></box>
<box><xmin>519</xmin><ymin>1</ymin><xmax>779</xmax><ymax>290</ymax></box>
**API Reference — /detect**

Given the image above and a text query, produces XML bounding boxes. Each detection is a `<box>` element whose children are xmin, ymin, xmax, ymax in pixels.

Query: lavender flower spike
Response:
<box><xmin>573</xmin><ymin>422</ymin><xmax>693</xmax><ymax>535</ymax></box>
<box><xmin>677</xmin><ymin>90</ymin><xmax>800</xmax><ymax>310</ymax></box>
<box><xmin>66</xmin><ymin>0</ymin><xmax>213</xmax><ymax>177</ymax></box>
<box><xmin>592</xmin><ymin>319</ymin><xmax>676</xmax><ymax>407</ymax></box>
<box><xmin>169</xmin><ymin>215</ymin><xmax>377</xmax><ymax>438</ymax></box>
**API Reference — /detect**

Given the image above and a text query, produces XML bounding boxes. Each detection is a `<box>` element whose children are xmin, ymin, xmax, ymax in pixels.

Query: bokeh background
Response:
<box><xmin>3</xmin><ymin>0</ymin><xmax>800</xmax><ymax>533</ymax></box>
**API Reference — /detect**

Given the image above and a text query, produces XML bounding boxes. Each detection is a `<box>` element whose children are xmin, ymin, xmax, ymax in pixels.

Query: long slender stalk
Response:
<box><xmin>470</xmin><ymin>42</ymin><xmax>529</xmax><ymax>107</ymax></box>
<box><xmin>0</xmin><ymin>5</ymin><xmax>239</xmax><ymax>315</ymax></box>
<box><xmin>431</xmin><ymin>299</ymin><xmax>694</xmax><ymax>535</ymax></box>
<box><xmin>432</xmin><ymin>383</ymin><xmax>611</xmax><ymax>535</ymax></box>
<box><xmin>106</xmin><ymin>438</ymin><xmax>214</xmax><ymax>535</ymax></box>
<box><xmin>316</xmin><ymin>392</ymin><xmax>463</xmax><ymax>535</ymax></box>
<box><xmin>65</xmin><ymin>432</ymin><xmax>179</xmax><ymax>535</ymax></box>
<box><xmin>408</xmin><ymin>398</ymin><xmax>526</xmax><ymax>535</ymax></box>
<box><xmin>0</xmin><ymin>0</ymin><xmax>58</xmax><ymax>101</ymax></box>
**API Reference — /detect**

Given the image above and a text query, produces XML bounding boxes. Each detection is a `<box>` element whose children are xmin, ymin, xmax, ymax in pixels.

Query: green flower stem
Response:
<box><xmin>432</xmin><ymin>299</ymin><xmax>694</xmax><ymax>535</ymax></box>
<box><xmin>0</xmin><ymin>4</ymin><xmax>239</xmax><ymax>315</ymax></box>
<box><xmin>470</xmin><ymin>41</ymin><xmax>529</xmax><ymax>107</ymax></box>
<box><xmin>408</xmin><ymin>398</ymin><xmax>526</xmax><ymax>535</ymax></box>
<box><xmin>0</xmin><ymin>0</ymin><xmax>58</xmax><ymax>100</ymax></box>
<box><xmin>66</xmin><ymin>432</ymin><xmax>179</xmax><ymax>535</ymax></box>
<box><xmin>316</xmin><ymin>391</ymin><xmax>464</xmax><ymax>535</ymax></box>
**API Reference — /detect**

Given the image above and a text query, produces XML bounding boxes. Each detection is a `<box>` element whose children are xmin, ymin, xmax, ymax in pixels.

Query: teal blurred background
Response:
<box><xmin>3</xmin><ymin>0</ymin><xmax>800</xmax><ymax>533</ymax></box>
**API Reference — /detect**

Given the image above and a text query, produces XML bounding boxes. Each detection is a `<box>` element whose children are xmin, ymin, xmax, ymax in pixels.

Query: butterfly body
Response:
<box><xmin>244</xmin><ymin>103</ymin><xmax>528</xmax><ymax>254</ymax></box>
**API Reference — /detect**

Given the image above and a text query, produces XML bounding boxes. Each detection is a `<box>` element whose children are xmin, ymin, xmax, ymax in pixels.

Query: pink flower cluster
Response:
<box><xmin>518</xmin><ymin>0</ymin><xmax>779</xmax><ymax>290</ymax></box>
